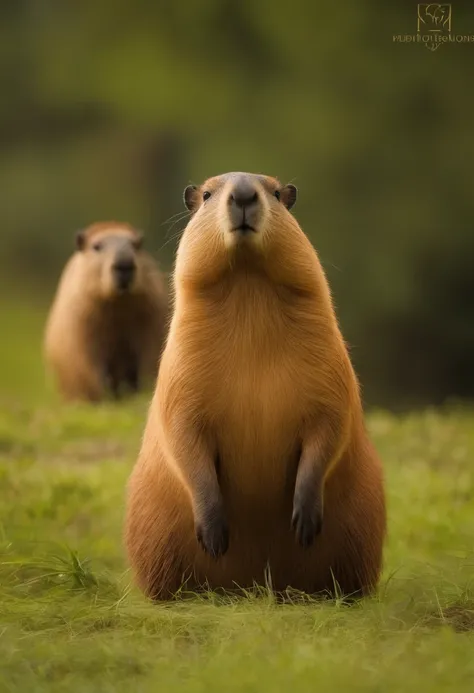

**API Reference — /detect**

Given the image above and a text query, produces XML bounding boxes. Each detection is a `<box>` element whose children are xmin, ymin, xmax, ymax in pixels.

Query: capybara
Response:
<box><xmin>44</xmin><ymin>221</ymin><xmax>168</xmax><ymax>402</ymax></box>
<box><xmin>125</xmin><ymin>173</ymin><xmax>386</xmax><ymax>599</ymax></box>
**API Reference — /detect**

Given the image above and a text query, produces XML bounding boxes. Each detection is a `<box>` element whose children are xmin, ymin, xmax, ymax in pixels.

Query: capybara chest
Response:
<box><xmin>89</xmin><ymin>306</ymin><xmax>144</xmax><ymax>396</ymax></box>
<box><xmin>211</xmin><ymin>364</ymin><xmax>302</xmax><ymax>504</ymax></box>
<box><xmin>104</xmin><ymin>338</ymin><xmax>139</xmax><ymax>395</ymax></box>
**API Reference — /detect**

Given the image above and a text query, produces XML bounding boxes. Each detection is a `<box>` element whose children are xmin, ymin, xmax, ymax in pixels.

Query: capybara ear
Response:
<box><xmin>132</xmin><ymin>231</ymin><xmax>144</xmax><ymax>250</ymax></box>
<box><xmin>281</xmin><ymin>184</ymin><xmax>297</xmax><ymax>211</ymax></box>
<box><xmin>75</xmin><ymin>230</ymin><xmax>86</xmax><ymax>251</ymax></box>
<box><xmin>183</xmin><ymin>185</ymin><xmax>198</xmax><ymax>212</ymax></box>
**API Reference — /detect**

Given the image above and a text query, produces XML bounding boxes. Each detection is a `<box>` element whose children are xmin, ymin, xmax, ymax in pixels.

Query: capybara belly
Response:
<box><xmin>105</xmin><ymin>340</ymin><xmax>139</xmax><ymax>397</ymax></box>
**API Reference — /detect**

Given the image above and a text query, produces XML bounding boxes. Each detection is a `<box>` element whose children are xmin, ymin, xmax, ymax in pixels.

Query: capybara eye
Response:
<box><xmin>92</xmin><ymin>242</ymin><xmax>103</xmax><ymax>252</ymax></box>
<box><xmin>274</xmin><ymin>190</ymin><xmax>281</xmax><ymax>201</ymax></box>
<box><xmin>203</xmin><ymin>191</ymin><xmax>211</xmax><ymax>202</ymax></box>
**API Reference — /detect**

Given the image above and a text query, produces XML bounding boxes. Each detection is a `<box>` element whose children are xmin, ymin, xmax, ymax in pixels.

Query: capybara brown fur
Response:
<box><xmin>124</xmin><ymin>173</ymin><xmax>386</xmax><ymax>599</ymax></box>
<box><xmin>44</xmin><ymin>221</ymin><xmax>168</xmax><ymax>402</ymax></box>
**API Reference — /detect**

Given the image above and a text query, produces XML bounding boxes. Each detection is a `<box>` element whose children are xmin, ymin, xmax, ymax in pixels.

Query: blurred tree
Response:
<box><xmin>1</xmin><ymin>0</ymin><xmax>473</xmax><ymax>408</ymax></box>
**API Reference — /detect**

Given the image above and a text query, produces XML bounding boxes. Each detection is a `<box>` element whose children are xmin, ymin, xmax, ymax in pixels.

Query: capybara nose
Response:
<box><xmin>113</xmin><ymin>257</ymin><xmax>136</xmax><ymax>290</ymax></box>
<box><xmin>231</xmin><ymin>180</ymin><xmax>258</xmax><ymax>209</ymax></box>
<box><xmin>229</xmin><ymin>177</ymin><xmax>260</xmax><ymax>231</ymax></box>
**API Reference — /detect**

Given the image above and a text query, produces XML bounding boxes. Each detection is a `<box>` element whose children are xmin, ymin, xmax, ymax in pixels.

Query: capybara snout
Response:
<box><xmin>228</xmin><ymin>175</ymin><xmax>260</xmax><ymax>231</ymax></box>
<box><xmin>110</xmin><ymin>242</ymin><xmax>138</xmax><ymax>293</ymax></box>
<box><xmin>113</xmin><ymin>256</ymin><xmax>136</xmax><ymax>292</ymax></box>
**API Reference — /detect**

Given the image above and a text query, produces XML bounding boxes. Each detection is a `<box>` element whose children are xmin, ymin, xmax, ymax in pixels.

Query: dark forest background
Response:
<box><xmin>1</xmin><ymin>0</ymin><xmax>473</xmax><ymax>409</ymax></box>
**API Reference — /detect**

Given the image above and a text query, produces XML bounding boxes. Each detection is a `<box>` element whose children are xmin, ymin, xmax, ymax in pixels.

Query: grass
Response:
<box><xmin>1</xmin><ymin>297</ymin><xmax>474</xmax><ymax>692</ymax></box>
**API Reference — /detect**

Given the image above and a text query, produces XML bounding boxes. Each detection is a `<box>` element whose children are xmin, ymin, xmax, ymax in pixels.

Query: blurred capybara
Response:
<box><xmin>125</xmin><ymin>173</ymin><xmax>386</xmax><ymax>599</ymax></box>
<box><xmin>44</xmin><ymin>221</ymin><xmax>168</xmax><ymax>402</ymax></box>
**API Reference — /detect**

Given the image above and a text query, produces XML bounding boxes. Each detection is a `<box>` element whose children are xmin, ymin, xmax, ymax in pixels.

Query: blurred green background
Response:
<box><xmin>1</xmin><ymin>1</ymin><xmax>473</xmax><ymax>409</ymax></box>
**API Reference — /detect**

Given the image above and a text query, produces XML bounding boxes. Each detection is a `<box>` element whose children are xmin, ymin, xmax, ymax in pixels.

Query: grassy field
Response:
<box><xmin>1</xmin><ymin>297</ymin><xmax>473</xmax><ymax>692</ymax></box>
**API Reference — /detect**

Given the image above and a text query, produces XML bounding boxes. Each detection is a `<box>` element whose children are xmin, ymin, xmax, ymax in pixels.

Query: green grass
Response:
<box><xmin>1</xmin><ymin>298</ymin><xmax>473</xmax><ymax>692</ymax></box>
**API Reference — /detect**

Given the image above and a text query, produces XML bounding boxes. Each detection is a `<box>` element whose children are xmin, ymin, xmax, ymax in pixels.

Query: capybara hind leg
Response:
<box><xmin>125</xmin><ymin>354</ymin><xmax>139</xmax><ymax>393</ymax></box>
<box><xmin>129</xmin><ymin>532</ymin><xmax>193</xmax><ymax>601</ymax></box>
<box><xmin>105</xmin><ymin>362</ymin><xmax>121</xmax><ymax>400</ymax></box>
<box><xmin>125</xmin><ymin>475</ymin><xmax>195</xmax><ymax>601</ymax></box>
<box><xmin>328</xmin><ymin>530</ymin><xmax>384</xmax><ymax>599</ymax></box>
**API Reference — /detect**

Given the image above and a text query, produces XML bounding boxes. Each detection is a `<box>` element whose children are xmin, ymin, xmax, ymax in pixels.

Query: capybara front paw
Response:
<box><xmin>291</xmin><ymin>502</ymin><xmax>323</xmax><ymax>549</ymax></box>
<box><xmin>196</xmin><ymin>514</ymin><xmax>229</xmax><ymax>559</ymax></box>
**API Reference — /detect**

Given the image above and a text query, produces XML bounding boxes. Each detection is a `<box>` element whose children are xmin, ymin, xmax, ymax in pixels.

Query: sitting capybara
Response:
<box><xmin>44</xmin><ymin>221</ymin><xmax>168</xmax><ymax>402</ymax></box>
<box><xmin>125</xmin><ymin>173</ymin><xmax>386</xmax><ymax>599</ymax></box>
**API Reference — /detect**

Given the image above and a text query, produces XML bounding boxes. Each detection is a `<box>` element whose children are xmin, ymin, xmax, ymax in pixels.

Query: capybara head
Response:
<box><xmin>178</xmin><ymin>172</ymin><xmax>302</xmax><ymax>288</ymax></box>
<box><xmin>75</xmin><ymin>222</ymin><xmax>147</xmax><ymax>299</ymax></box>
